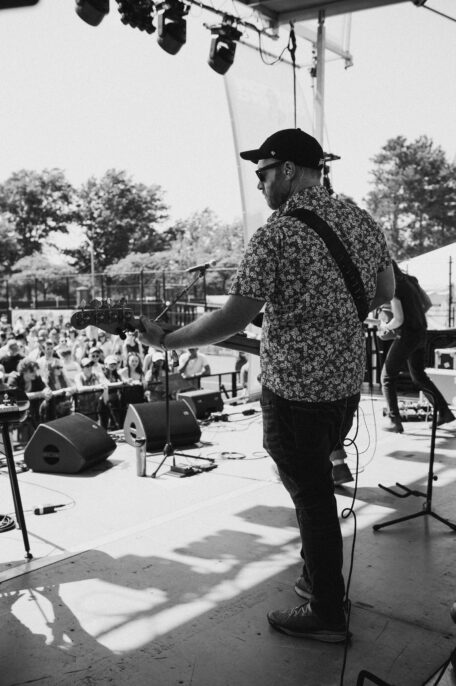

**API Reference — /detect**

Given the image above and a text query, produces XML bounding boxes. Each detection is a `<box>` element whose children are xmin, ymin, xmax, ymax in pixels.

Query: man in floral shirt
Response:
<box><xmin>139</xmin><ymin>128</ymin><xmax>394</xmax><ymax>643</ymax></box>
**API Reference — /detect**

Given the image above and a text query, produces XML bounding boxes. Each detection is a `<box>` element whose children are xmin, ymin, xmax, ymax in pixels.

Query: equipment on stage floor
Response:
<box><xmin>177</xmin><ymin>389</ymin><xmax>223</xmax><ymax>419</ymax></box>
<box><xmin>24</xmin><ymin>413</ymin><xmax>116</xmax><ymax>474</ymax></box>
<box><xmin>330</xmin><ymin>447</ymin><xmax>354</xmax><ymax>486</ymax></box>
<box><xmin>382</xmin><ymin>400</ymin><xmax>432</xmax><ymax>422</ymax></box>
<box><xmin>123</xmin><ymin>400</ymin><xmax>201</xmax><ymax>453</ymax></box>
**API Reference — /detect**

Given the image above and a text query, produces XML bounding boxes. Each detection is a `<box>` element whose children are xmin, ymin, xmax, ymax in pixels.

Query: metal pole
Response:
<box><xmin>314</xmin><ymin>10</ymin><xmax>326</xmax><ymax>145</ymax></box>
<box><xmin>449</xmin><ymin>256</ymin><xmax>453</xmax><ymax>328</ymax></box>
<box><xmin>88</xmin><ymin>238</ymin><xmax>95</xmax><ymax>300</ymax></box>
<box><xmin>139</xmin><ymin>268</ymin><xmax>144</xmax><ymax>315</ymax></box>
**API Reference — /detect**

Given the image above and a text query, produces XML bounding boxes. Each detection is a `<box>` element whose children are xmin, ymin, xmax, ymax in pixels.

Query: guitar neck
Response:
<box><xmin>71</xmin><ymin>306</ymin><xmax>260</xmax><ymax>356</ymax></box>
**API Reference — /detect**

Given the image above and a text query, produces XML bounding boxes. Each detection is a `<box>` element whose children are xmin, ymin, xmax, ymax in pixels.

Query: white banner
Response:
<box><xmin>225</xmin><ymin>43</ymin><xmax>313</xmax><ymax>397</ymax></box>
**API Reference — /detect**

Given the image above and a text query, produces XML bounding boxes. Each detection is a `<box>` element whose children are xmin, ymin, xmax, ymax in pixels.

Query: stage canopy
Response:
<box><xmin>235</xmin><ymin>0</ymin><xmax>412</xmax><ymax>25</ymax></box>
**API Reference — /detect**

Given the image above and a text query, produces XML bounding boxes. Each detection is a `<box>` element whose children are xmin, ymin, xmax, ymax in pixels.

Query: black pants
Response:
<box><xmin>381</xmin><ymin>330</ymin><xmax>450</xmax><ymax>416</ymax></box>
<box><xmin>261</xmin><ymin>386</ymin><xmax>359</xmax><ymax>622</ymax></box>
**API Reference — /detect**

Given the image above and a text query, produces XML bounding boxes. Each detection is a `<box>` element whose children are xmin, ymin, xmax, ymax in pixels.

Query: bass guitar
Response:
<box><xmin>71</xmin><ymin>299</ymin><xmax>260</xmax><ymax>356</ymax></box>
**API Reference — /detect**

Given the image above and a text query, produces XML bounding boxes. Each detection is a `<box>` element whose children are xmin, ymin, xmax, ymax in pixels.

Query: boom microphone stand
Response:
<box><xmin>0</xmin><ymin>388</ymin><xmax>33</xmax><ymax>559</ymax></box>
<box><xmin>374</xmin><ymin>390</ymin><xmax>456</xmax><ymax>532</ymax></box>
<box><xmin>150</xmin><ymin>265</ymin><xmax>216</xmax><ymax>478</ymax></box>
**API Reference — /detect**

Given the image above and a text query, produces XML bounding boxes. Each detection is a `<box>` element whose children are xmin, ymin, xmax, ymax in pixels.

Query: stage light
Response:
<box><xmin>208</xmin><ymin>17</ymin><xmax>242</xmax><ymax>75</ymax></box>
<box><xmin>75</xmin><ymin>0</ymin><xmax>109</xmax><ymax>26</ymax></box>
<box><xmin>156</xmin><ymin>0</ymin><xmax>189</xmax><ymax>55</ymax></box>
<box><xmin>116</xmin><ymin>0</ymin><xmax>155</xmax><ymax>34</ymax></box>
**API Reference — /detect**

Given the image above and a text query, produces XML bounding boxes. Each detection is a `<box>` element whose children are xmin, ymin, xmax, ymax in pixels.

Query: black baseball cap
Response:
<box><xmin>240</xmin><ymin>128</ymin><xmax>324</xmax><ymax>169</ymax></box>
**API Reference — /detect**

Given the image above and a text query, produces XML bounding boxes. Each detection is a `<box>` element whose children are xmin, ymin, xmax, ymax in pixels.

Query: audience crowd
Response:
<box><xmin>0</xmin><ymin>312</ymin><xmax>235</xmax><ymax>444</ymax></box>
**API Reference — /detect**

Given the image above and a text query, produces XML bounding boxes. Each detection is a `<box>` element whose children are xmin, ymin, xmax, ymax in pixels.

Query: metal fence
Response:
<box><xmin>0</xmin><ymin>267</ymin><xmax>237</xmax><ymax>312</ymax></box>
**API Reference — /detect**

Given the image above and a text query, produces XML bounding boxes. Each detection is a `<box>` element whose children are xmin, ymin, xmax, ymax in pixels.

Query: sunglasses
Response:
<box><xmin>255</xmin><ymin>160</ymin><xmax>284</xmax><ymax>182</ymax></box>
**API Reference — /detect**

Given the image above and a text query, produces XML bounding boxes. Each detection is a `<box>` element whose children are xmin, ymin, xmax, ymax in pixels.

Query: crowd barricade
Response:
<box><xmin>14</xmin><ymin>371</ymin><xmax>242</xmax><ymax>442</ymax></box>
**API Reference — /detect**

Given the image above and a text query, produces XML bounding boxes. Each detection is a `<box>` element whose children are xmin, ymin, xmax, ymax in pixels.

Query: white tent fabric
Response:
<box><xmin>401</xmin><ymin>244</ymin><xmax>455</xmax><ymax>330</ymax></box>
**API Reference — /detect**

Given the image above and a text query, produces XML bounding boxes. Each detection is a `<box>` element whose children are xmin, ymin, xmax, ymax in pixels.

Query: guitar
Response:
<box><xmin>71</xmin><ymin>300</ymin><xmax>260</xmax><ymax>356</ymax></box>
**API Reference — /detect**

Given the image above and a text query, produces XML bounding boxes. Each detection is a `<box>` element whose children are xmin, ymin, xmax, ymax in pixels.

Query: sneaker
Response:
<box><xmin>383</xmin><ymin>415</ymin><xmax>404</xmax><ymax>433</ymax></box>
<box><xmin>294</xmin><ymin>575</ymin><xmax>312</xmax><ymax>599</ymax></box>
<box><xmin>437</xmin><ymin>409</ymin><xmax>456</xmax><ymax>426</ymax></box>
<box><xmin>267</xmin><ymin>601</ymin><xmax>348</xmax><ymax>643</ymax></box>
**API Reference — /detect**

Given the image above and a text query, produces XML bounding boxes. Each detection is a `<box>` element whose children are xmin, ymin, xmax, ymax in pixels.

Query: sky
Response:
<box><xmin>0</xmin><ymin>0</ymin><xmax>455</xmax><ymax>231</ymax></box>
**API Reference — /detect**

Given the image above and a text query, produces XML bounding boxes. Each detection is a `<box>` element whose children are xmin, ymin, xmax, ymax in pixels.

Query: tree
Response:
<box><xmin>9</xmin><ymin>252</ymin><xmax>74</xmax><ymax>302</ymax></box>
<box><xmin>166</xmin><ymin>208</ymin><xmax>244</xmax><ymax>271</ymax></box>
<box><xmin>366</xmin><ymin>136</ymin><xmax>456</xmax><ymax>260</ymax></box>
<box><xmin>0</xmin><ymin>214</ymin><xmax>20</xmax><ymax>275</ymax></box>
<box><xmin>0</xmin><ymin>169</ymin><xmax>76</xmax><ymax>258</ymax></box>
<box><xmin>66</xmin><ymin>170</ymin><xmax>169</xmax><ymax>272</ymax></box>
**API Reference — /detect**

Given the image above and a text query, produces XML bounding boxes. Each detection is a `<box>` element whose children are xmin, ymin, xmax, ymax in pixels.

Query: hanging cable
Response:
<box><xmin>414</xmin><ymin>1</ymin><xmax>456</xmax><ymax>24</ymax></box>
<box><xmin>287</xmin><ymin>22</ymin><xmax>297</xmax><ymax>128</ymax></box>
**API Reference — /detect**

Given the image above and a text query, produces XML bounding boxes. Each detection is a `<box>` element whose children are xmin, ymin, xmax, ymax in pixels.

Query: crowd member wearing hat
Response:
<box><xmin>73</xmin><ymin>357</ymin><xmax>104</xmax><ymax>423</ymax></box>
<box><xmin>138</xmin><ymin>128</ymin><xmax>395</xmax><ymax>643</ymax></box>
<box><xmin>88</xmin><ymin>346</ymin><xmax>110</xmax><ymax>383</ymax></box>
<box><xmin>99</xmin><ymin>353</ymin><xmax>124</xmax><ymax>429</ymax></box>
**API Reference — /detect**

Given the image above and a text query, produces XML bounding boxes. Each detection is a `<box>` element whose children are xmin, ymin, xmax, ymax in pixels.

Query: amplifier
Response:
<box><xmin>177</xmin><ymin>389</ymin><xmax>224</xmax><ymax>419</ymax></box>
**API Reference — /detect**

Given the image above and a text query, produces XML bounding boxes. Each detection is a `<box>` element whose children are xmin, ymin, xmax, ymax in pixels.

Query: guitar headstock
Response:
<box><xmin>71</xmin><ymin>299</ymin><xmax>139</xmax><ymax>339</ymax></box>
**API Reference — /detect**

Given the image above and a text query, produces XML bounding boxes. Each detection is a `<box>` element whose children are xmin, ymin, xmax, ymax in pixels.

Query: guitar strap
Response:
<box><xmin>285</xmin><ymin>208</ymin><xmax>369</xmax><ymax>323</ymax></box>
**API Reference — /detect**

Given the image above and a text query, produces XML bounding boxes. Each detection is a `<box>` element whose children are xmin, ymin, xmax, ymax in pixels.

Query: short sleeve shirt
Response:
<box><xmin>229</xmin><ymin>186</ymin><xmax>391</xmax><ymax>401</ymax></box>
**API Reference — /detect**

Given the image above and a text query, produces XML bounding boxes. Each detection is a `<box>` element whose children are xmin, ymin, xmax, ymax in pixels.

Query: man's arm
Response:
<box><xmin>139</xmin><ymin>294</ymin><xmax>265</xmax><ymax>350</ymax></box>
<box><xmin>369</xmin><ymin>264</ymin><xmax>395</xmax><ymax>311</ymax></box>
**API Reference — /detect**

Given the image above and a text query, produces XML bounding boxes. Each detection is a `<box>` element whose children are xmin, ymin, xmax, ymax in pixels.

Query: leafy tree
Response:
<box><xmin>166</xmin><ymin>208</ymin><xmax>244</xmax><ymax>270</ymax></box>
<box><xmin>0</xmin><ymin>214</ymin><xmax>20</xmax><ymax>274</ymax></box>
<box><xmin>66</xmin><ymin>170</ymin><xmax>169</xmax><ymax>272</ymax></box>
<box><xmin>366</xmin><ymin>136</ymin><xmax>456</xmax><ymax>260</ymax></box>
<box><xmin>0</xmin><ymin>169</ymin><xmax>76</xmax><ymax>258</ymax></box>
<box><xmin>9</xmin><ymin>252</ymin><xmax>73</xmax><ymax>301</ymax></box>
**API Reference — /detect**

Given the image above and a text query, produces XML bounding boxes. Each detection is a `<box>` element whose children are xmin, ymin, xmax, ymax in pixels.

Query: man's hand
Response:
<box><xmin>138</xmin><ymin>317</ymin><xmax>166</xmax><ymax>350</ymax></box>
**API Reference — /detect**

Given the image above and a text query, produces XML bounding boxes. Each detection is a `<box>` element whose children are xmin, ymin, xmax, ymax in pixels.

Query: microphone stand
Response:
<box><xmin>150</xmin><ymin>266</ymin><xmax>216</xmax><ymax>478</ymax></box>
<box><xmin>374</xmin><ymin>390</ymin><xmax>456</xmax><ymax>532</ymax></box>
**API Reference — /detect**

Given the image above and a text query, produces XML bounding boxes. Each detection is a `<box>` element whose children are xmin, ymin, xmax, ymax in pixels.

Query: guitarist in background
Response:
<box><xmin>138</xmin><ymin>128</ymin><xmax>395</xmax><ymax>643</ymax></box>
<box><xmin>380</xmin><ymin>260</ymin><xmax>455</xmax><ymax>433</ymax></box>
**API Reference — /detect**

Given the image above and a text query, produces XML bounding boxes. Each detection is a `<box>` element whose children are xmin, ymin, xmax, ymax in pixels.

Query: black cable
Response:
<box><xmin>287</xmin><ymin>22</ymin><xmax>297</xmax><ymax>128</ymax></box>
<box><xmin>338</xmin><ymin>404</ymin><xmax>361</xmax><ymax>686</ymax></box>
<box><xmin>415</xmin><ymin>2</ymin><xmax>456</xmax><ymax>24</ymax></box>
<box><xmin>0</xmin><ymin>514</ymin><xmax>16</xmax><ymax>532</ymax></box>
<box><xmin>256</xmin><ymin>27</ymin><xmax>293</xmax><ymax>66</ymax></box>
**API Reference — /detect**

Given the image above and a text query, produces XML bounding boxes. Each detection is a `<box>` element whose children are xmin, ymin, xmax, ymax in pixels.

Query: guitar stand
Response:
<box><xmin>374</xmin><ymin>395</ymin><xmax>456</xmax><ymax>532</ymax></box>
<box><xmin>1</xmin><ymin>423</ymin><xmax>33</xmax><ymax>559</ymax></box>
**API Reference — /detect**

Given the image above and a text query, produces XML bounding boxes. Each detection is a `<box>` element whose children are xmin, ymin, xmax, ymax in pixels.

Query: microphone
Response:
<box><xmin>186</xmin><ymin>260</ymin><xmax>217</xmax><ymax>273</ymax></box>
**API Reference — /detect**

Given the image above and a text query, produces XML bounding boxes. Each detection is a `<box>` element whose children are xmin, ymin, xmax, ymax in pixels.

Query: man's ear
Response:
<box><xmin>283</xmin><ymin>161</ymin><xmax>296</xmax><ymax>178</ymax></box>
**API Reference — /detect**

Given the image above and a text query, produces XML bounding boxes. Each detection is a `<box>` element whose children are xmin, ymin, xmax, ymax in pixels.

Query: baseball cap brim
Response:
<box><xmin>239</xmin><ymin>149</ymin><xmax>264</xmax><ymax>163</ymax></box>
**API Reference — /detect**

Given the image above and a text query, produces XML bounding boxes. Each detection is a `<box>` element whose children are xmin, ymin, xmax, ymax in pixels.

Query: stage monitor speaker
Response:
<box><xmin>24</xmin><ymin>413</ymin><xmax>117</xmax><ymax>474</ymax></box>
<box><xmin>123</xmin><ymin>400</ymin><xmax>201</xmax><ymax>452</ymax></box>
<box><xmin>177</xmin><ymin>389</ymin><xmax>223</xmax><ymax>419</ymax></box>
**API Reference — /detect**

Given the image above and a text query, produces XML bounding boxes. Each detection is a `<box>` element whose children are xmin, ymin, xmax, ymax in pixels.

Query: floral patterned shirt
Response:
<box><xmin>229</xmin><ymin>185</ymin><xmax>391</xmax><ymax>401</ymax></box>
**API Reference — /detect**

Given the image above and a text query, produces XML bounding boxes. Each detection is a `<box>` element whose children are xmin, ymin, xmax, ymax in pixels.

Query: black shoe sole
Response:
<box><xmin>267</xmin><ymin>616</ymin><xmax>350</xmax><ymax>643</ymax></box>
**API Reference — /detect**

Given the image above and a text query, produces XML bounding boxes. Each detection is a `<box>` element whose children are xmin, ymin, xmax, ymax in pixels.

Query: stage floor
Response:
<box><xmin>1</xmin><ymin>391</ymin><xmax>456</xmax><ymax>686</ymax></box>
